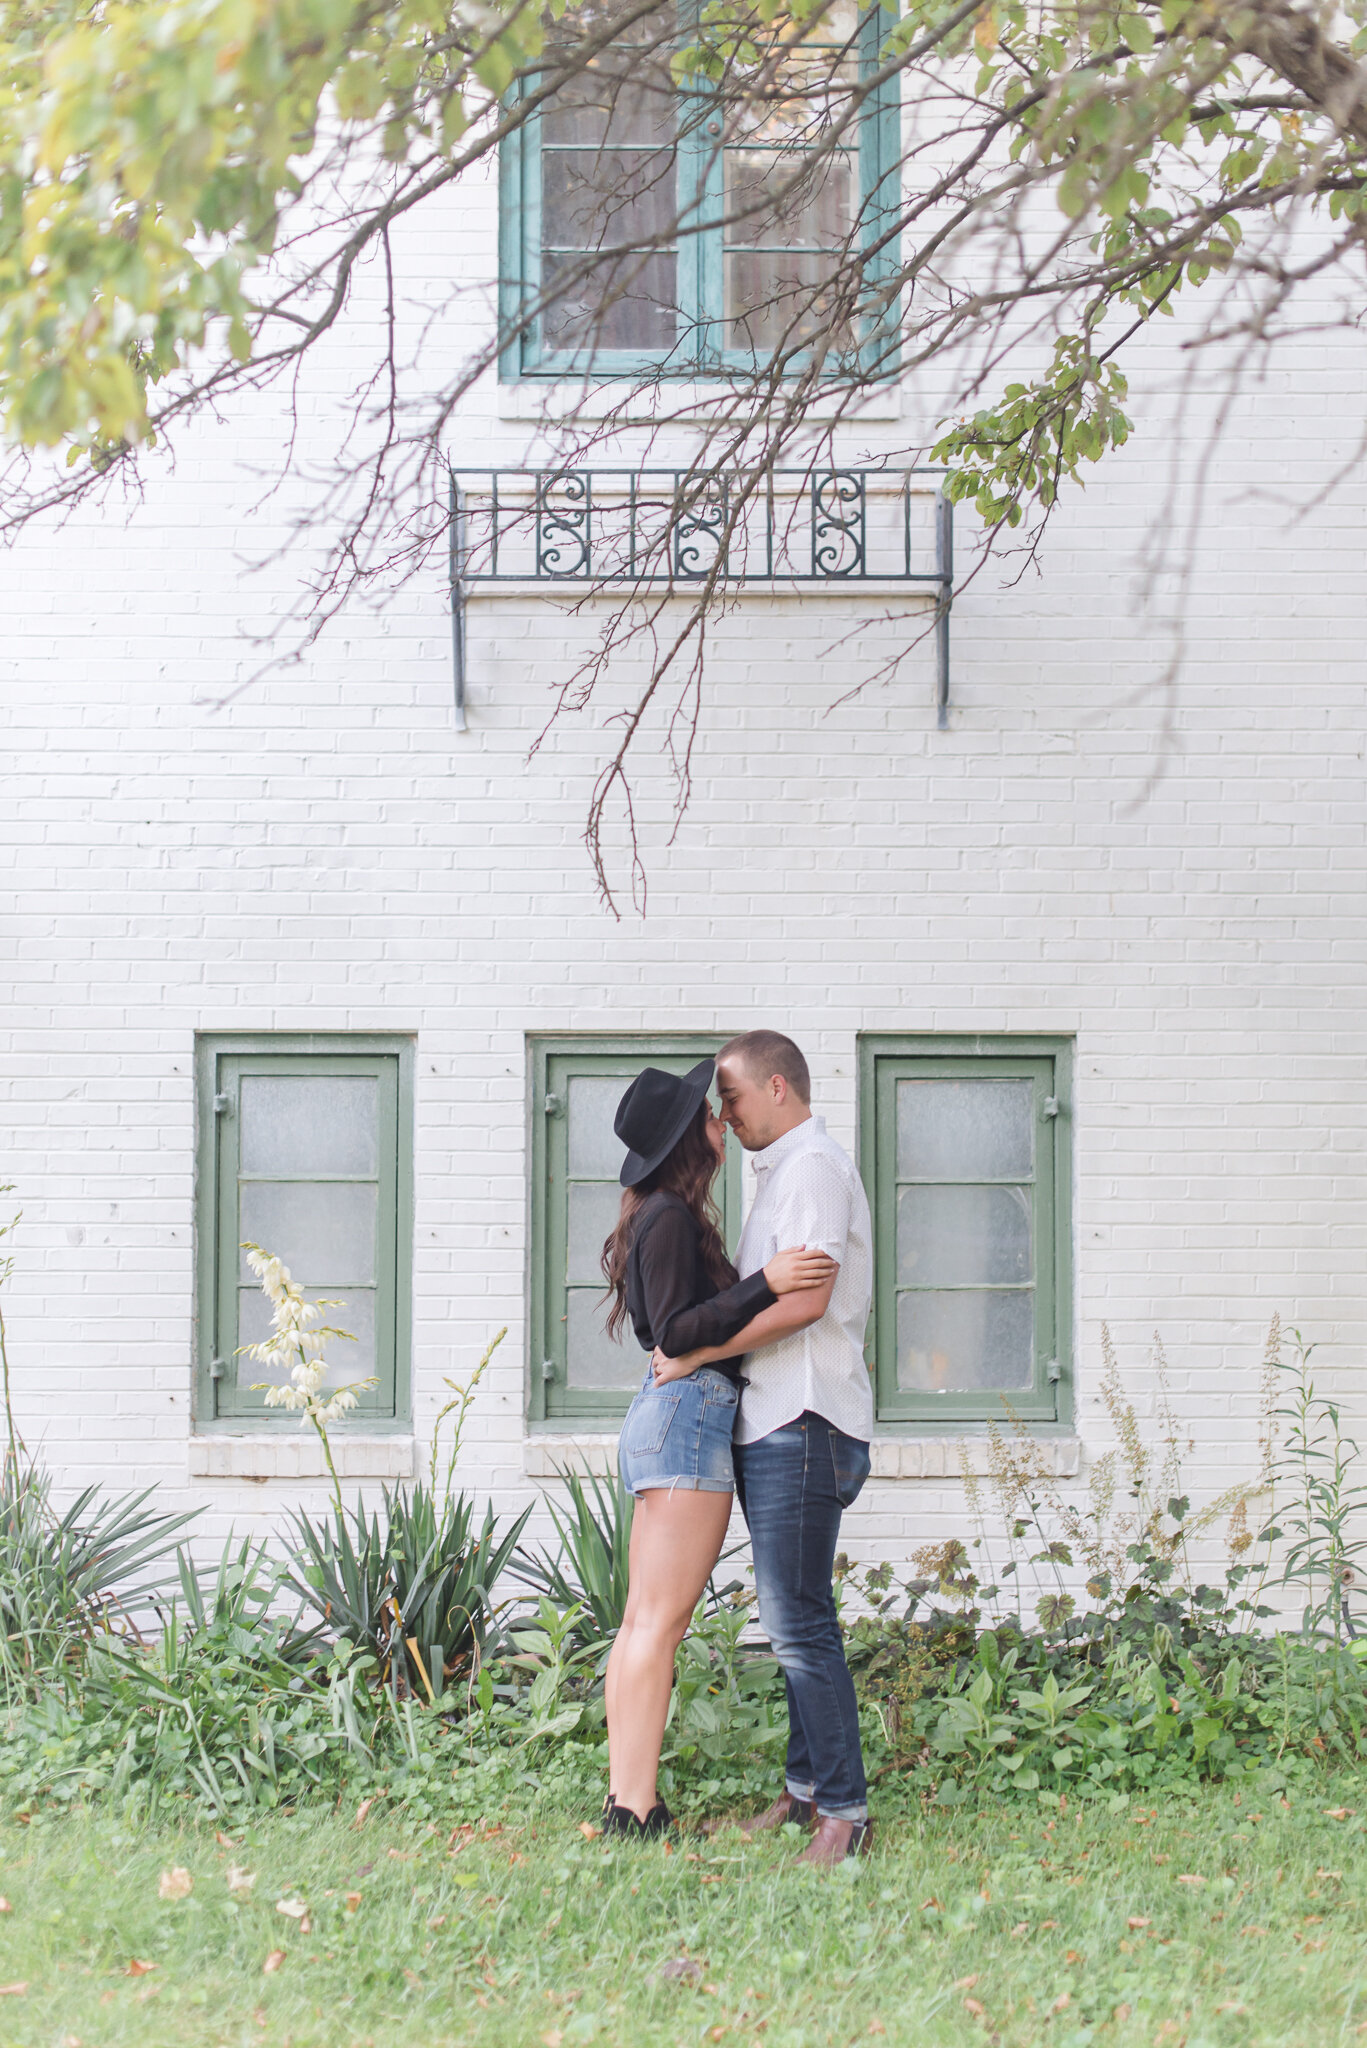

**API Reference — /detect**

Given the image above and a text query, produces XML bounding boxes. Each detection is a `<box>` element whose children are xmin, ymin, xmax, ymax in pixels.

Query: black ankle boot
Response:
<box><xmin>636</xmin><ymin>1799</ymin><xmax>673</xmax><ymax>1837</ymax></box>
<box><xmin>601</xmin><ymin>1797</ymin><xmax>636</xmax><ymax>1837</ymax></box>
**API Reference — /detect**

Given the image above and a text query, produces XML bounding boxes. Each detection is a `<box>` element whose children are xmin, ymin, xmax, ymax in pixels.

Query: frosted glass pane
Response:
<box><xmin>237</xmin><ymin>1285</ymin><xmax>376</xmax><ymax>1389</ymax></box>
<box><xmin>896</xmin><ymin>1184</ymin><xmax>1033</xmax><ymax>1288</ymax></box>
<box><xmin>896</xmin><ymin>1079</ymin><xmax>1033</xmax><ymax>1182</ymax></box>
<box><xmin>567</xmin><ymin>1077</ymin><xmax>631</xmax><ymax>1180</ymax></box>
<box><xmin>566</xmin><ymin>1288</ymin><xmax>642</xmax><ymax>1390</ymax></box>
<box><xmin>897</xmin><ymin>1288</ymin><xmax>1033</xmax><ymax>1393</ymax></box>
<box><xmin>568</xmin><ymin>1180</ymin><xmax>626</xmax><ymax>1286</ymax></box>
<box><xmin>239</xmin><ymin>1076</ymin><xmax>378</xmax><ymax>1176</ymax></box>
<box><xmin>238</xmin><ymin>1180</ymin><xmax>377</xmax><ymax>1284</ymax></box>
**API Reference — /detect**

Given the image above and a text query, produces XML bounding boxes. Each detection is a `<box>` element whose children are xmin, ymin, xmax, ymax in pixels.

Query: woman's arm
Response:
<box><xmin>652</xmin><ymin>1272</ymin><xmax>839</xmax><ymax>1384</ymax></box>
<box><xmin>635</xmin><ymin>1204</ymin><xmax>835</xmax><ymax>1360</ymax></box>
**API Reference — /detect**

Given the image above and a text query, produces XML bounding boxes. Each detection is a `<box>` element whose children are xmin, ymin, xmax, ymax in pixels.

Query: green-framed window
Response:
<box><xmin>195</xmin><ymin>1035</ymin><xmax>413</xmax><ymax>1431</ymax></box>
<box><xmin>529</xmin><ymin>1036</ymin><xmax>742</xmax><ymax>1425</ymax></box>
<box><xmin>499</xmin><ymin>1</ymin><xmax>901</xmax><ymax>380</ymax></box>
<box><xmin>859</xmin><ymin>1037</ymin><xmax>1073</xmax><ymax>1430</ymax></box>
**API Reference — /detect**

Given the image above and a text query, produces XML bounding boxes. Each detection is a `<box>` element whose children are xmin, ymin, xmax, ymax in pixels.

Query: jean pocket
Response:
<box><xmin>830</xmin><ymin>1430</ymin><xmax>871</xmax><ymax>1509</ymax></box>
<box><xmin>700</xmin><ymin>1371</ymin><xmax>738</xmax><ymax>1409</ymax></box>
<box><xmin>622</xmin><ymin>1390</ymin><xmax>681</xmax><ymax>1459</ymax></box>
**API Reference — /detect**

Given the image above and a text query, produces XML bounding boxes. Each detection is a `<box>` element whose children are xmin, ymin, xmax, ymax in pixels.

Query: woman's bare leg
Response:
<box><xmin>605</xmin><ymin>1487</ymin><xmax>733</xmax><ymax>1822</ymax></box>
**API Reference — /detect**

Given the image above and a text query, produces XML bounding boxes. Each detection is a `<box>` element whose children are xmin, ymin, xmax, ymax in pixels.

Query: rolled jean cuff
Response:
<box><xmin>817</xmin><ymin>1802</ymin><xmax>868</xmax><ymax>1824</ymax></box>
<box><xmin>786</xmin><ymin>1778</ymin><xmax>817</xmax><ymax>1802</ymax></box>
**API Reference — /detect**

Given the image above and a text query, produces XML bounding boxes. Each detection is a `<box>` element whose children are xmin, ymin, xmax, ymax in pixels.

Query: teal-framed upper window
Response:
<box><xmin>858</xmin><ymin>1036</ymin><xmax>1074</xmax><ymax>1431</ymax></box>
<box><xmin>499</xmin><ymin>0</ymin><xmax>901</xmax><ymax>380</ymax></box>
<box><xmin>194</xmin><ymin>1035</ymin><xmax>414</xmax><ymax>1432</ymax></box>
<box><xmin>529</xmin><ymin>1036</ymin><xmax>742</xmax><ymax>1426</ymax></box>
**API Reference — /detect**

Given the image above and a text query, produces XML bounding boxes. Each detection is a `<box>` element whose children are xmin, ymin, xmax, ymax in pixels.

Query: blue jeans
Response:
<box><xmin>733</xmin><ymin>1412</ymin><xmax>871</xmax><ymax>1823</ymax></box>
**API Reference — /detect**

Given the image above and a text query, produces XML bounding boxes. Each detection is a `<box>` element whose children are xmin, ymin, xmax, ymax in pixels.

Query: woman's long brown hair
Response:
<box><xmin>601</xmin><ymin>1103</ymin><xmax>732</xmax><ymax>1340</ymax></box>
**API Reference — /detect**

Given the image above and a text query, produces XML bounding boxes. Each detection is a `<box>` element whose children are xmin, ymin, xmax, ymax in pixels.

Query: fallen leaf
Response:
<box><xmin>1113</xmin><ymin>2005</ymin><xmax>1132</xmax><ymax>2024</ymax></box>
<box><xmin>708</xmin><ymin>2030</ymin><xmax>726</xmax><ymax>2043</ymax></box>
<box><xmin>1065</xmin><ymin>1949</ymin><xmax>1082</xmax><ymax>1965</ymax></box>
<box><xmin>1039</xmin><ymin>1919</ymin><xmax>1058</xmax><ymax>1930</ymax></box>
<box><xmin>1050</xmin><ymin>1993</ymin><xmax>1071</xmax><ymax>2014</ymax></box>
<box><xmin>0</xmin><ymin>1899</ymin><xmax>10</xmax><ymax>1913</ymax></box>
<box><xmin>404</xmin><ymin>1970</ymin><xmax>421</xmax><ymax>1986</ymax></box>
<box><xmin>1324</xmin><ymin>1808</ymin><xmax>1353</xmax><ymax>1821</ymax></box>
<box><xmin>262</xmin><ymin>1950</ymin><xmax>286</xmax><ymax>1975</ymax></box>
<box><xmin>214</xmin><ymin>1829</ymin><xmax>235</xmax><ymax>1848</ymax></box>
<box><xmin>1127</xmin><ymin>1917</ymin><xmax>1151</xmax><ymax>1931</ymax></box>
<box><xmin>1175</xmin><ymin>1873</ymin><xmax>1205</xmax><ymax>1886</ymax></box>
<box><xmin>700</xmin><ymin>1875</ymin><xmax>727</xmax><ymax>1886</ymax></box>
<box><xmin>0</xmin><ymin>1984</ymin><xmax>26</xmax><ymax>1998</ymax></box>
<box><xmin>275</xmin><ymin>1899</ymin><xmax>309</xmax><ymax>1920</ymax></box>
<box><xmin>387</xmin><ymin>1849</ymin><xmax>414</xmax><ymax>1862</ymax></box>
<box><xmin>1240</xmin><ymin>1926</ymin><xmax>1269</xmax><ymax>1938</ymax></box>
<box><xmin>428</xmin><ymin>1915</ymin><xmax>447</xmax><ymax>1930</ymax></box>
<box><xmin>158</xmin><ymin>1867</ymin><xmax>193</xmax><ymax>1901</ymax></box>
<box><xmin>1009</xmin><ymin>1922</ymin><xmax>1028</xmax><ymax>1938</ymax></box>
<box><xmin>1216</xmin><ymin>2003</ymin><xmax>1250</xmax><ymax>2016</ymax></box>
<box><xmin>660</xmin><ymin>1958</ymin><xmax>703</xmax><ymax>1984</ymax></box>
<box><xmin>353</xmin><ymin>1798</ymin><xmax>377</xmax><ymax>1829</ymax></box>
<box><xmin>867</xmin><ymin>2026</ymin><xmax>886</xmax><ymax>2039</ymax></box>
<box><xmin>1316</xmin><ymin>1870</ymin><xmax>1344</xmax><ymax>1882</ymax></box>
<box><xmin>920</xmin><ymin>1897</ymin><xmax>941</xmax><ymax>1912</ymax></box>
<box><xmin>963</xmin><ymin>1998</ymin><xmax>986</xmax><ymax>2018</ymax></box>
<box><xmin>226</xmin><ymin>1866</ymin><xmax>257</xmax><ymax>1897</ymax></box>
<box><xmin>344</xmin><ymin>1893</ymin><xmax>362</xmax><ymax>1913</ymax></box>
<box><xmin>124</xmin><ymin>1960</ymin><xmax>156</xmax><ymax>1977</ymax></box>
<box><xmin>955</xmin><ymin>1975</ymin><xmax>980</xmax><ymax>1991</ymax></box>
<box><xmin>1303</xmin><ymin>1939</ymin><xmax>1328</xmax><ymax>1953</ymax></box>
<box><xmin>541</xmin><ymin>2032</ymin><xmax>563</xmax><ymax>2048</ymax></box>
<box><xmin>579</xmin><ymin>1823</ymin><xmax>600</xmax><ymax>1841</ymax></box>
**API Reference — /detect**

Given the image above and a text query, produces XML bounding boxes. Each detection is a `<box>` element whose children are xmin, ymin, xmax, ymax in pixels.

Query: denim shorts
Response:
<box><xmin>617</xmin><ymin>1367</ymin><xmax>739</xmax><ymax>1496</ymax></box>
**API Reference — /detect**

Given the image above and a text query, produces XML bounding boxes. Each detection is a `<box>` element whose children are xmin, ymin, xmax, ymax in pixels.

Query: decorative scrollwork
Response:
<box><xmin>536</xmin><ymin>470</ymin><xmax>591</xmax><ymax>578</ymax></box>
<box><xmin>811</xmin><ymin>470</ymin><xmax>865</xmax><ymax>577</ymax></box>
<box><xmin>671</xmin><ymin>476</ymin><xmax>729</xmax><ymax>580</ymax></box>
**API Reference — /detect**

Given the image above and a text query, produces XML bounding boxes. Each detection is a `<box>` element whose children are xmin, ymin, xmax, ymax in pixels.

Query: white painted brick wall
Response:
<box><xmin>1</xmin><ymin>174</ymin><xmax>1365</xmax><ymax>1602</ymax></box>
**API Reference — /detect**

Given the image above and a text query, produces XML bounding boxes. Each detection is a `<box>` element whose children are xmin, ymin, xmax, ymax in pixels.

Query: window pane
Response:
<box><xmin>896</xmin><ymin>1288</ymin><xmax>1034</xmax><ymax>1393</ymax></box>
<box><xmin>543</xmin><ymin>68</ymin><xmax>675</xmax><ymax>148</ymax></box>
<box><xmin>238</xmin><ymin>1180</ymin><xmax>378</xmax><ymax>1285</ymax></box>
<box><xmin>567</xmin><ymin>1076</ymin><xmax>632</xmax><ymax>1179</ymax></box>
<box><xmin>896</xmin><ymin>1184</ymin><xmax>1033</xmax><ymax>1288</ymax></box>
<box><xmin>239</xmin><ymin>1075</ymin><xmax>378</xmax><ymax>1177</ymax></box>
<box><xmin>542</xmin><ymin>148</ymin><xmax>679</xmax><ymax>251</ymax></box>
<box><xmin>724</xmin><ymin>249</ymin><xmax>853</xmax><ymax>350</ymax></box>
<box><xmin>543</xmin><ymin>252</ymin><xmax>680</xmax><ymax>351</ymax></box>
<box><xmin>568</xmin><ymin>1179</ymin><xmax>625</xmax><ymax>1286</ymax></box>
<box><xmin>724</xmin><ymin>148</ymin><xmax>853</xmax><ymax>250</ymax></box>
<box><xmin>711</xmin><ymin>0</ymin><xmax>861</xmax><ymax>140</ymax></box>
<box><xmin>567</xmin><ymin>1287</ymin><xmax>642</xmax><ymax>1389</ymax></box>
<box><xmin>238</xmin><ymin>1285</ymin><xmax>376</xmax><ymax>1390</ymax></box>
<box><xmin>896</xmin><ymin>1079</ymin><xmax>1034</xmax><ymax>1182</ymax></box>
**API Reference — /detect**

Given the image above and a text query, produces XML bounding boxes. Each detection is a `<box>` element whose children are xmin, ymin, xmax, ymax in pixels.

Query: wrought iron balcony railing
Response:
<box><xmin>448</xmin><ymin>465</ymin><xmax>953</xmax><ymax>728</ymax></box>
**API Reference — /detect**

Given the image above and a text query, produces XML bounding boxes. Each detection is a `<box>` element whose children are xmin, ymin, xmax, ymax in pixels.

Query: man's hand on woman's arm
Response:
<box><xmin>651</xmin><ymin>1268</ymin><xmax>840</xmax><ymax>1384</ymax></box>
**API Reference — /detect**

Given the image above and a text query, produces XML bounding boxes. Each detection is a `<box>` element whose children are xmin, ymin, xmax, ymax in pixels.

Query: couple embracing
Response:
<box><xmin>598</xmin><ymin>1031</ymin><xmax>873</xmax><ymax>1865</ymax></box>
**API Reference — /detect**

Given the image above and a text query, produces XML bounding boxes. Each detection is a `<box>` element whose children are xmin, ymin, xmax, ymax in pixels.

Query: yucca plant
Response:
<box><xmin>0</xmin><ymin>1461</ymin><xmax>197</xmax><ymax>1692</ymax></box>
<box><xmin>512</xmin><ymin>1466</ymin><xmax>635</xmax><ymax>1639</ymax></box>
<box><xmin>286</xmin><ymin>1482</ymin><xmax>529</xmax><ymax>1705</ymax></box>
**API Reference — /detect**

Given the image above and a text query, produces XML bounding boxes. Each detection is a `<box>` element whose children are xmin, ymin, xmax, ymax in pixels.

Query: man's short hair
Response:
<box><xmin>717</xmin><ymin>1030</ymin><xmax>811</xmax><ymax>1105</ymax></box>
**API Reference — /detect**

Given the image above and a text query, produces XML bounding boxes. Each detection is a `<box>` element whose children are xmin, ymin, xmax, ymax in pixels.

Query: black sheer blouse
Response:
<box><xmin>624</xmin><ymin>1192</ymin><xmax>777</xmax><ymax>1385</ymax></box>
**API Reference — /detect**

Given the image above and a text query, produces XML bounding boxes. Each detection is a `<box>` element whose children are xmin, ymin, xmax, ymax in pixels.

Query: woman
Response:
<box><xmin>598</xmin><ymin>1057</ymin><xmax>836</xmax><ymax>1837</ymax></box>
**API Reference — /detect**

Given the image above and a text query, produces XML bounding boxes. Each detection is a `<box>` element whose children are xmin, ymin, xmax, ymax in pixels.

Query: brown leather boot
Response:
<box><xmin>745</xmin><ymin>1789</ymin><xmax>817</xmax><ymax>1834</ymax></box>
<box><xmin>794</xmin><ymin>1815</ymin><xmax>874</xmax><ymax>1866</ymax></box>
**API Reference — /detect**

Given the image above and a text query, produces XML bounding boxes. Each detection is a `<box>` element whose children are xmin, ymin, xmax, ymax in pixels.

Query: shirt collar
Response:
<box><xmin>751</xmin><ymin>1114</ymin><xmax>825</xmax><ymax>1175</ymax></box>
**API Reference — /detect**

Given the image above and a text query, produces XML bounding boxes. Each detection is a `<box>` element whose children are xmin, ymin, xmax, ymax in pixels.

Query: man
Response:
<box><xmin>717</xmin><ymin>1029</ymin><xmax>874</xmax><ymax>1865</ymax></box>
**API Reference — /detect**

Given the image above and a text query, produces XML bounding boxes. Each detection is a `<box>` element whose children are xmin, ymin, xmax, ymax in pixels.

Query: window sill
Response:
<box><xmin>524</xmin><ymin>1436</ymin><xmax>1082</xmax><ymax>1480</ymax></box>
<box><xmin>495</xmin><ymin>381</ymin><xmax>904</xmax><ymax>424</ymax></box>
<box><xmin>189</xmin><ymin>1436</ymin><xmax>416</xmax><ymax>1482</ymax></box>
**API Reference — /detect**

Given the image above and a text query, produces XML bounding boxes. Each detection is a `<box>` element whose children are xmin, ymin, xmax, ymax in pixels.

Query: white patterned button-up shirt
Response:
<box><xmin>733</xmin><ymin>1115</ymin><xmax>874</xmax><ymax>1446</ymax></box>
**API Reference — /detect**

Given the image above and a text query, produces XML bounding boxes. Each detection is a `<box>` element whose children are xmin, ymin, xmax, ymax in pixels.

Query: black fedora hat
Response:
<box><xmin>614</xmin><ymin>1057</ymin><xmax>716</xmax><ymax>1187</ymax></box>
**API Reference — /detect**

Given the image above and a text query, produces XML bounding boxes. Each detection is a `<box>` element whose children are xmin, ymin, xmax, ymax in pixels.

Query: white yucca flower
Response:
<box><xmin>239</xmin><ymin>1244</ymin><xmax>378</xmax><ymax>1495</ymax></box>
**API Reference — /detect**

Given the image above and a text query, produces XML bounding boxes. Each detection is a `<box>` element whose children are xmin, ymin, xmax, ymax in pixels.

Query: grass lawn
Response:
<box><xmin>0</xmin><ymin>1783</ymin><xmax>1362</xmax><ymax>2048</ymax></box>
